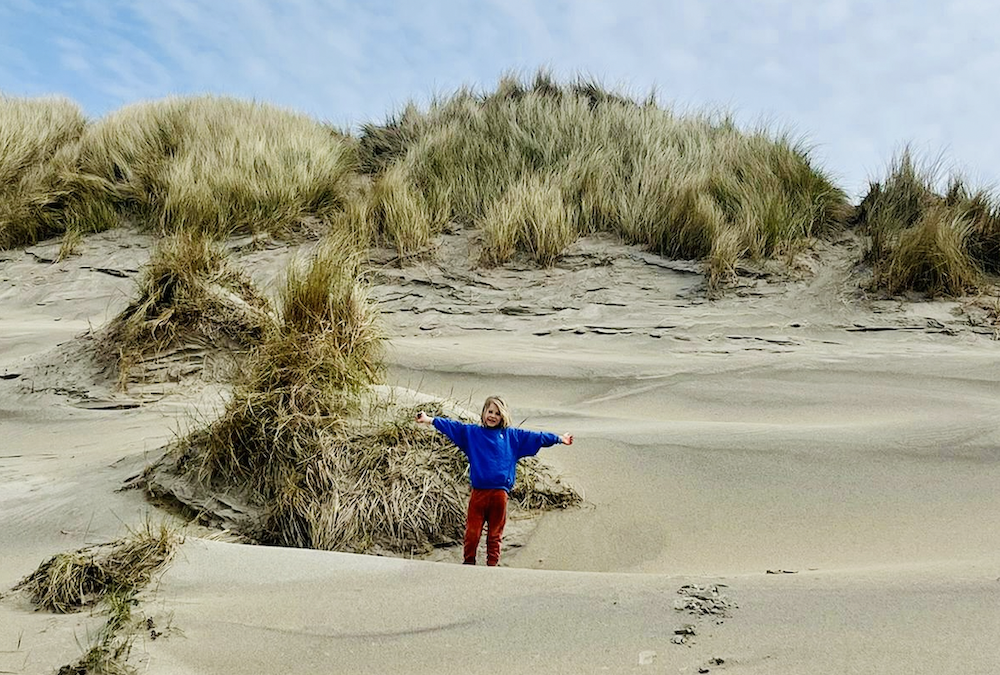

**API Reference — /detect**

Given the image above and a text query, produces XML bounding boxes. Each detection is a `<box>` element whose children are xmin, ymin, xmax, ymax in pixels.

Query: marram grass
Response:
<box><xmin>0</xmin><ymin>94</ymin><xmax>360</xmax><ymax>249</ymax></box>
<box><xmin>72</xmin><ymin>95</ymin><xmax>359</xmax><ymax>238</ymax></box>
<box><xmin>13</xmin><ymin>521</ymin><xmax>181</xmax><ymax>675</ymax></box>
<box><xmin>881</xmin><ymin>206</ymin><xmax>979</xmax><ymax>296</ymax></box>
<box><xmin>853</xmin><ymin>149</ymin><xmax>1000</xmax><ymax>296</ymax></box>
<box><xmin>14</xmin><ymin>521</ymin><xmax>180</xmax><ymax>613</ymax></box>
<box><xmin>0</xmin><ymin>95</ymin><xmax>86</xmax><ymax>248</ymax></box>
<box><xmin>97</xmin><ymin>229</ymin><xmax>272</xmax><ymax>388</ymax></box>
<box><xmin>154</xmin><ymin>237</ymin><xmax>578</xmax><ymax>553</ymax></box>
<box><xmin>363</xmin><ymin>71</ymin><xmax>849</xmax><ymax>285</ymax></box>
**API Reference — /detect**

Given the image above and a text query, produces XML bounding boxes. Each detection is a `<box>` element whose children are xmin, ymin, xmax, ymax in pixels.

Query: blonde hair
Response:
<box><xmin>481</xmin><ymin>395</ymin><xmax>512</xmax><ymax>428</ymax></box>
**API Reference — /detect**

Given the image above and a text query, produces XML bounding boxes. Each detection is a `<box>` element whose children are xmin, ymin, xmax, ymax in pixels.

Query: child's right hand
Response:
<box><xmin>415</xmin><ymin>411</ymin><xmax>433</xmax><ymax>424</ymax></box>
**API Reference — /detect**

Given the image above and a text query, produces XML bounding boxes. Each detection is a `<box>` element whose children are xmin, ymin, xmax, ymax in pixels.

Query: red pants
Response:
<box><xmin>464</xmin><ymin>488</ymin><xmax>508</xmax><ymax>566</ymax></box>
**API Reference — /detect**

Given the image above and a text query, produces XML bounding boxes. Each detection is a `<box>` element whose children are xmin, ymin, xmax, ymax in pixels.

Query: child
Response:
<box><xmin>415</xmin><ymin>396</ymin><xmax>573</xmax><ymax>566</ymax></box>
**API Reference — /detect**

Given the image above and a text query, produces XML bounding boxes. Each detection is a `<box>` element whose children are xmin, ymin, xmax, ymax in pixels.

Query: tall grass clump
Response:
<box><xmin>370</xmin><ymin>162</ymin><xmax>434</xmax><ymax>257</ymax></box>
<box><xmin>852</xmin><ymin>150</ymin><xmax>1000</xmax><ymax>295</ymax></box>
<box><xmin>165</xmin><ymin>238</ymin><xmax>386</xmax><ymax>533</ymax></box>
<box><xmin>149</xmin><ymin>237</ymin><xmax>578</xmax><ymax>552</ymax></box>
<box><xmin>363</xmin><ymin>71</ymin><xmax>848</xmax><ymax>284</ymax></box>
<box><xmin>70</xmin><ymin>95</ymin><xmax>358</xmax><ymax>238</ymax></box>
<box><xmin>480</xmin><ymin>172</ymin><xmax>575</xmax><ymax>266</ymax></box>
<box><xmin>97</xmin><ymin>230</ymin><xmax>272</xmax><ymax>387</ymax></box>
<box><xmin>0</xmin><ymin>95</ymin><xmax>87</xmax><ymax>248</ymax></box>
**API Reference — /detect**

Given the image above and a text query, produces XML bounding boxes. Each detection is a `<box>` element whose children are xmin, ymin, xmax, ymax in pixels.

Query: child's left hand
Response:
<box><xmin>561</xmin><ymin>433</ymin><xmax>574</xmax><ymax>446</ymax></box>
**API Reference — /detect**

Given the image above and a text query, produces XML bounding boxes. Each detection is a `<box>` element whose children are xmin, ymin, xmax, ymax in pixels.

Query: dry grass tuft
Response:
<box><xmin>262</xmin><ymin>398</ymin><xmax>582</xmax><ymax>552</ymax></box>
<box><xmin>14</xmin><ymin>522</ymin><xmax>181</xmax><ymax>614</ymax></box>
<box><xmin>853</xmin><ymin>149</ymin><xmax>1000</xmax><ymax>296</ymax></box>
<box><xmin>162</xmin><ymin>391</ymin><xmax>580</xmax><ymax>554</ymax></box>
<box><xmin>13</xmin><ymin>522</ymin><xmax>181</xmax><ymax>675</ymax></box>
<box><xmin>97</xmin><ymin>230</ymin><xmax>272</xmax><ymax>388</ymax></box>
<box><xmin>262</xmin><ymin>399</ymin><xmax>471</xmax><ymax>551</ymax></box>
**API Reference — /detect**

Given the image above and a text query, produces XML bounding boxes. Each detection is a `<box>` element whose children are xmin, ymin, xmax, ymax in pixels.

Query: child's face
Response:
<box><xmin>483</xmin><ymin>402</ymin><xmax>502</xmax><ymax>428</ymax></box>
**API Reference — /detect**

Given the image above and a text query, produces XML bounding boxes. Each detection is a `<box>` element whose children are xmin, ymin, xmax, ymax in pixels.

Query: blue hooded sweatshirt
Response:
<box><xmin>432</xmin><ymin>417</ymin><xmax>562</xmax><ymax>492</ymax></box>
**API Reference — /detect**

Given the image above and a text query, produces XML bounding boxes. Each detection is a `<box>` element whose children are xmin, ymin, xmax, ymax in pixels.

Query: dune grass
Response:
<box><xmin>13</xmin><ymin>522</ymin><xmax>181</xmax><ymax>675</ymax></box>
<box><xmin>171</xmin><ymin>237</ymin><xmax>386</xmax><ymax>535</ymax></box>
<box><xmin>15</xmin><ymin>522</ymin><xmax>180</xmax><ymax>612</ymax></box>
<box><xmin>71</xmin><ymin>95</ymin><xmax>359</xmax><ymax>238</ymax></box>
<box><xmin>154</xmin><ymin>236</ymin><xmax>578</xmax><ymax>553</ymax></box>
<box><xmin>0</xmin><ymin>95</ymin><xmax>360</xmax><ymax>250</ymax></box>
<box><xmin>269</xmin><ymin>398</ymin><xmax>581</xmax><ymax>552</ymax></box>
<box><xmin>97</xmin><ymin>230</ymin><xmax>272</xmax><ymax>388</ymax></box>
<box><xmin>362</xmin><ymin>71</ymin><xmax>849</xmax><ymax>285</ymax></box>
<box><xmin>852</xmin><ymin>150</ymin><xmax>1000</xmax><ymax>296</ymax></box>
<box><xmin>0</xmin><ymin>95</ymin><xmax>87</xmax><ymax>249</ymax></box>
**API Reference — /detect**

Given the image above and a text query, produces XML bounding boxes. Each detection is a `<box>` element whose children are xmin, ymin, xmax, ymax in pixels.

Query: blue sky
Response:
<box><xmin>2</xmin><ymin>0</ymin><xmax>997</xmax><ymax>199</ymax></box>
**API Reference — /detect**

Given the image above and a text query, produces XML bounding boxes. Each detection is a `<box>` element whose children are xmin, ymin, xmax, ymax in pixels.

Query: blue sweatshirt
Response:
<box><xmin>432</xmin><ymin>417</ymin><xmax>562</xmax><ymax>492</ymax></box>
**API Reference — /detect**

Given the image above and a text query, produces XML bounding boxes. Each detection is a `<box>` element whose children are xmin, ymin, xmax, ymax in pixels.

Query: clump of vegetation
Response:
<box><xmin>71</xmin><ymin>95</ymin><xmax>359</xmax><ymax>238</ymax></box>
<box><xmin>97</xmin><ymin>230</ymin><xmax>272</xmax><ymax>388</ymax></box>
<box><xmin>0</xmin><ymin>95</ymin><xmax>360</xmax><ymax>250</ymax></box>
<box><xmin>362</xmin><ymin>70</ymin><xmax>849</xmax><ymax>285</ymax></box>
<box><xmin>13</xmin><ymin>522</ymin><xmax>181</xmax><ymax>675</ymax></box>
<box><xmin>151</xmin><ymin>238</ymin><xmax>578</xmax><ymax>553</ymax></box>
<box><xmin>264</xmin><ymin>398</ymin><xmax>581</xmax><ymax>552</ymax></box>
<box><xmin>0</xmin><ymin>95</ymin><xmax>87</xmax><ymax>249</ymax></box>
<box><xmin>15</xmin><ymin>522</ymin><xmax>180</xmax><ymax>613</ymax></box>
<box><xmin>852</xmin><ymin>150</ymin><xmax>1000</xmax><ymax>296</ymax></box>
<box><xmin>164</xmin><ymin>237</ymin><xmax>386</xmax><ymax>541</ymax></box>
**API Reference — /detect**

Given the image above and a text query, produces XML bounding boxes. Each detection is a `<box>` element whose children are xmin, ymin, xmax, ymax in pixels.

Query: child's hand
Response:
<box><xmin>415</xmin><ymin>412</ymin><xmax>433</xmax><ymax>425</ymax></box>
<box><xmin>561</xmin><ymin>433</ymin><xmax>574</xmax><ymax>446</ymax></box>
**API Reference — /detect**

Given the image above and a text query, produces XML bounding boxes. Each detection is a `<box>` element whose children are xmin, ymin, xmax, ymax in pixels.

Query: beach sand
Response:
<box><xmin>1</xmin><ymin>230</ymin><xmax>999</xmax><ymax>674</ymax></box>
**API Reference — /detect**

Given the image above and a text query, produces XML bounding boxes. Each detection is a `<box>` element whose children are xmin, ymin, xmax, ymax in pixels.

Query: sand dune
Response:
<box><xmin>2</xmin><ymin>230</ymin><xmax>999</xmax><ymax>674</ymax></box>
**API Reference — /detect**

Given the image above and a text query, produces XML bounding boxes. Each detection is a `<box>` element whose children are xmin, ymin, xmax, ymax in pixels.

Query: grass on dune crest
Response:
<box><xmin>0</xmin><ymin>95</ymin><xmax>87</xmax><ymax>249</ymax></box>
<box><xmin>71</xmin><ymin>95</ymin><xmax>359</xmax><ymax>238</ymax></box>
<box><xmin>852</xmin><ymin>150</ymin><xmax>1000</xmax><ymax>296</ymax></box>
<box><xmin>97</xmin><ymin>230</ymin><xmax>272</xmax><ymax>389</ymax></box>
<box><xmin>157</xmin><ymin>237</ymin><xmax>578</xmax><ymax>553</ymax></box>
<box><xmin>0</xmin><ymin>95</ymin><xmax>361</xmax><ymax>250</ymax></box>
<box><xmin>362</xmin><ymin>70</ymin><xmax>849</xmax><ymax>286</ymax></box>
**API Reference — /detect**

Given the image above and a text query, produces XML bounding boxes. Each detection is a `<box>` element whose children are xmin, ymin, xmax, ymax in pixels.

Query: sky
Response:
<box><xmin>2</xmin><ymin>0</ymin><xmax>998</xmax><ymax>200</ymax></box>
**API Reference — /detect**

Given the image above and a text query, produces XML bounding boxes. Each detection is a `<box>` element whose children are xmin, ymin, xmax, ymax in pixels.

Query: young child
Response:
<box><xmin>415</xmin><ymin>395</ymin><xmax>573</xmax><ymax>566</ymax></box>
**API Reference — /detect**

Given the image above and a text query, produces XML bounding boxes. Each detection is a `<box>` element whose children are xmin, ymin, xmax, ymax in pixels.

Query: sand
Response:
<box><xmin>1</xmin><ymin>229</ymin><xmax>999</xmax><ymax>674</ymax></box>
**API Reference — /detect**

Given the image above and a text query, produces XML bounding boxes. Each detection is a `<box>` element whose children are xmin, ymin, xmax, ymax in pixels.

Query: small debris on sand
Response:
<box><xmin>674</xmin><ymin>584</ymin><xmax>735</xmax><ymax>616</ymax></box>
